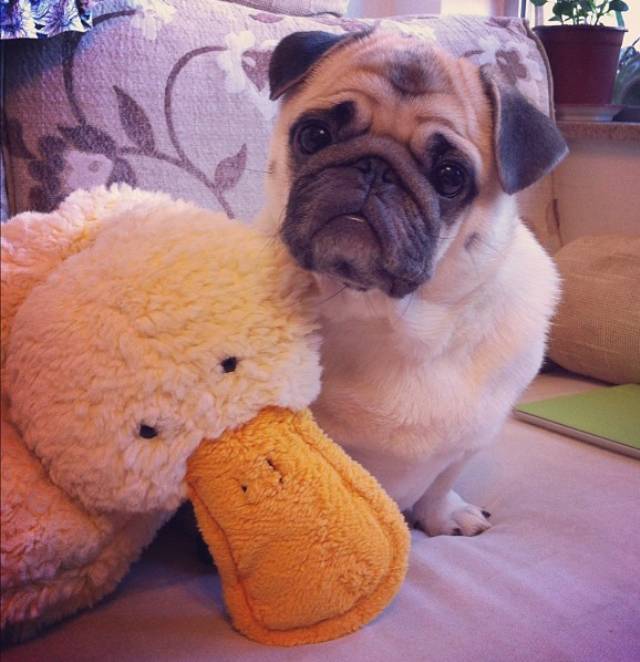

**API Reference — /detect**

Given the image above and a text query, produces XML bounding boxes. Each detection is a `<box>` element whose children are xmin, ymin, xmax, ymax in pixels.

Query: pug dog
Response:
<box><xmin>256</xmin><ymin>29</ymin><xmax>566</xmax><ymax>536</ymax></box>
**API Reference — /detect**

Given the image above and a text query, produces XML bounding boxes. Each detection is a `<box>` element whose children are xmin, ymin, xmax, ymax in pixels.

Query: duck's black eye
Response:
<box><xmin>139</xmin><ymin>424</ymin><xmax>158</xmax><ymax>439</ymax></box>
<box><xmin>297</xmin><ymin>122</ymin><xmax>333</xmax><ymax>155</ymax></box>
<box><xmin>220</xmin><ymin>356</ymin><xmax>238</xmax><ymax>373</ymax></box>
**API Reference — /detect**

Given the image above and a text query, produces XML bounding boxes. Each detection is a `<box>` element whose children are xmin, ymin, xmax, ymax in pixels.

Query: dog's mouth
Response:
<box><xmin>309</xmin><ymin>213</ymin><xmax>394</xmax><ymax>295</ymax></box>
<box><xmin>284</xmin><ymin>183</ymin><xmax>433</xmax><ymax>299</ymax></box>
<box><xmin>298</xmin><ymin>215</ymin><xmax>428</xmax><ymax>299</ymax></box>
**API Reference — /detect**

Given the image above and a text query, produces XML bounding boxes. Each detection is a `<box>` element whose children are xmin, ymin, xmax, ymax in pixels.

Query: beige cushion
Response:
<box><xmin>549</xmin><ymin>235</ymin><xmax>640</xmax><ymax>384</ymax></box>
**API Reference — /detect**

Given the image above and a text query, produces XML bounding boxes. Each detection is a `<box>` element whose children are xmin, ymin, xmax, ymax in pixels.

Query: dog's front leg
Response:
<box><xmin>412</xmin><ymin>455</ymin><xmax>492</xmax><ymax>537</ymax></box>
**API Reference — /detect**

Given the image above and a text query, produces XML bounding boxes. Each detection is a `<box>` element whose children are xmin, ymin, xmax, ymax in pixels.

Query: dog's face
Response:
<box><xmin>264</xmin><ymin>30</ymin><xmax>567</xmax><ymax>299</ymax></box>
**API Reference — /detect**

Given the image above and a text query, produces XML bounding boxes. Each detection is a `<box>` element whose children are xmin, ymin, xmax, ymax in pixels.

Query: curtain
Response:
<box><xmin>0</xmin><ymin>0</ymin><xmax>93</xmax><ymax>39</ymax></box>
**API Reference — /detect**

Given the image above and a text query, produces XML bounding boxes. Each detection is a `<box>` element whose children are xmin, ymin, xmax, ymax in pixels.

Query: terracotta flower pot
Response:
<box><xmin>534</xmin><ymin>25</ymin><xmax>626</xmax><ymax>106</ymax></box>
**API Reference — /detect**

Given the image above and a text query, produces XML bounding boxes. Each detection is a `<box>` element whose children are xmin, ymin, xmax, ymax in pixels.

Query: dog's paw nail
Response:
<box><xmin>452</xmin><ymin>527</ymin><xmax>462</xmax><ymax>536</ymax></box>
<box><xmin>482</xmin><ymin>510</ymin><xmax>491</xmax><ymax>518</ymax></box>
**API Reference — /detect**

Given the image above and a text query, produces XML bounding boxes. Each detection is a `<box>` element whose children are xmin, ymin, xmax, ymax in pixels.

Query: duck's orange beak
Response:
<box><xmin>186</xmin><ymin>406</ymin><xmax>409</xmax><ymax>646</ymax></box>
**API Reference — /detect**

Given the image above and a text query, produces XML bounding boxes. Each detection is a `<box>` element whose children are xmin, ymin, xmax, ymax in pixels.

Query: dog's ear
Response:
<box><xmin>481</xmin><ymin>70</ymin><xmax>568</xmax><ymax>194</ymax></box>
<box><xmin>269</xmin><ymin>30</ymin><xmax>365</xmax><ymax>101</ymax></box>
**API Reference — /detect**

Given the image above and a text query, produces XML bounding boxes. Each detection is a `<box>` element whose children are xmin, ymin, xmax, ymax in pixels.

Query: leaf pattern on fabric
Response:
<box><xmin>107</xmin><ymin>158</ymin><xmax>138</xmax><ymax>187</ymax></box>
<box><xmin>463</xmin><ymin>33</ymin><xmax>543</xmax><ymax>104</ymax></box>
<box><xmin>2</xmin><ymin>116</ymin><xmax>35</xmax><ymax>159</ymax></box>
<box><xmin>18</xmin><ymin>132</ymin><xmax>68</xmax><ymax>212</ymax></box>
<box><xmin>130</xmin><ymin>0</ymin><xmax>177</xmax><ymax>41</ymax></box>
<box><xmin>27</xmin><ymin>159</ymin><xmax>57</xmax><ymax>184</ymax></box>
<box><xmin>114</xmin><ymin>86</ymin><xmax>156</xmax><ymax>154</ymax></box>
<box><xmin>495</xmin><ymin>49</ymin><xmax>529</xmax><ymax>85</ymax></box>
<box><xmin>214</xmin><ymin>145</ymin><xmax>248</xmax><ymax>193</ymax></box>
<box><xmin>58</xmin><ymin>124</ymin><xmax>117</xmax><ymax>157</ymax></box>
<box><xmin>216</xmin><ymin>30</ymin><xmax>279</xmax><ymax>122</ymax></box>
<box><xmin>29</xmin><ymin>186</ymin><xmax>52</xmax><ymax>211</ymax></box>
<box><xmin>250</xmin><ymin>12</ymin><xmax>284</xmax><ymax>24</ymax></box>
<box><xmin>242</xmin><ymin>49</ymin><xmax>272</xmax><ymax>92</ymax></box>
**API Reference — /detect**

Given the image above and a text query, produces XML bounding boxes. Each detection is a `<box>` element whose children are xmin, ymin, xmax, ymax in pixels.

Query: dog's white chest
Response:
<box><xmin>309</xmin><ymin>223</ymin><xmax>559</xmax><ymax>510</ymax></box>
<box><xmin>311</xmin><ymin>323</ymin><xmax>481</xmax><ymax>507</ymax></box>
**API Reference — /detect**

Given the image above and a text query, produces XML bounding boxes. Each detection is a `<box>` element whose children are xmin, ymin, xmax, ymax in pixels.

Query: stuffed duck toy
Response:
<box><xmin>0</xmin><ymin>186</ymin><xmax>409</xmax><ymax>646</ymax></box>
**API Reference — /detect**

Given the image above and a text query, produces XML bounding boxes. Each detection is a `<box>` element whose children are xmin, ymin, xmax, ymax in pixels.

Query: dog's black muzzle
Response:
<box><xmin>282</xmin><ymin>136</ymin><xmax>440</xmax><ymax>298</ymax></box>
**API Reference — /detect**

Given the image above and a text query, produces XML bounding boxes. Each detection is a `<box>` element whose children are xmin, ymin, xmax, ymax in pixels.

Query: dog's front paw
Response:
<box><xmin>416</xmin><ymin>490</ymin><xmax>492</xmax><ymax>537</ymax></box>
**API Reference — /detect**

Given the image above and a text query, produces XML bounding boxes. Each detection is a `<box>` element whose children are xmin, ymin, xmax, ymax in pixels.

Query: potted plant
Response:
<box><xmin>614</xmin><ymin>37</ymin><xmax>640</xmax><ymax>109</ymax></box>
<box><xmin>530</xmin><ymin>0</ymin><xmax>629</xmax><ymax>116</ymax></box>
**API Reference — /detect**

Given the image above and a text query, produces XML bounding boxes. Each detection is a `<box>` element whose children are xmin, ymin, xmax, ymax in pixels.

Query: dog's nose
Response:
<box><xmin>353</xmin><ymin>157</ymin><xmax>374</xmax><ymax>174</ymax></box>
<box><xmin>353</xmin><ymin>156</ymin><xmax>398</xmax><ymax>184</ymax></box>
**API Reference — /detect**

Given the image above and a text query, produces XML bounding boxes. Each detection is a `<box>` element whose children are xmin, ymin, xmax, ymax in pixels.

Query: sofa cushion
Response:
<box><xmin>220</xmin><ymin>0</ymin><xmax>349</xmax><ymax>16</ymax></box>
<box><xmin>2</xmin><ymin>0</ymin><xmax>552</xmax><ymax>229</ymax></box>
<box><xmin>549</xmin><ymin>235</ymin><xmax>640</xmax><ymax>384</ymax></box>
<box><xmin>2</xmin><ymin>372</ymin><xmax>639</xmax><ymax>661</ymax></box>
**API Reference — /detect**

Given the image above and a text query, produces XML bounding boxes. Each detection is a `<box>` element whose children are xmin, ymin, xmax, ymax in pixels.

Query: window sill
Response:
<box><xmin>557</xmin><ymin>120</ymin><xmax>640</xmax><ymax>143</ymax></box>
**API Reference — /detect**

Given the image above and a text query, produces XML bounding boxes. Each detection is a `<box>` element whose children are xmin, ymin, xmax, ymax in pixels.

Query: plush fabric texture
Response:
<box><xmin>3</xmin><ymin>371</ymin><xmax>639</xmax><ymax>661</ymax></box>
<box><xmin>0</xmin><ymin>0</ymin><xmax>556</xmax><ymax>248</ymax></box>
<box><xmin>0</xmin><ymin>394</ymin><xmax>167</xmax><ymax>643</ymax></box>
<box><xmin>549</xmin><ymin>235</ymin><xmax>640</xmax><ymax>384</ymax></box>
<box><xmin>0</xmin><ymin>185</ymin><xmax>175</xmax><ymax>368</ymax></box>
<box><xmin>0</xmin><ymin>184</ymin><xmax>320</xmax><ymax>636</ymax></box>
<box><xmin>1</xmin><ymin>185</ymin><xmax>408</xmax><ymax>643</ymax></box>
<box><xmin>188</xmin><ymin>406</ymin><xmax>409</xmax><ymax>646</ymax></box>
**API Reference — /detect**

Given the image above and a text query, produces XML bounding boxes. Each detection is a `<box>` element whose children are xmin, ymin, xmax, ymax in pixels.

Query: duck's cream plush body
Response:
<box><xmin>1</xmin><ymin>186</ymin><xmax>409</xmax><ymax>646</ymax></box>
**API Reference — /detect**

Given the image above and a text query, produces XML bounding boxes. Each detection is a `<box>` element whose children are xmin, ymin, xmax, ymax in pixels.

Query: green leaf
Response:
<box><xmin>553</xmin><ymin>0</ymin><xmax>576</xmax><ymax>16</ymax></box>
<box><xmin>609</xmin><ymin>0</ymin><xmax>629</xmax><ymax>12</ymax></box>
<box><xmin>530</xmin><ymin>0</ymin><xmax>548</xmax><ymax>6</ymax></box>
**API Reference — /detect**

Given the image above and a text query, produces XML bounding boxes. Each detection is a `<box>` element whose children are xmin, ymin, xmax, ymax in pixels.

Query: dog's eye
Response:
<box><xmin>220</xmin><ymin>356</ymin><xmax>238</xmax><ymax>373</ymax></box>
<box><xmin>433</xmin><ymin>163</ymin><xmax>466</xmax><ymax>198</ymax></box>
<box><xmin>297</xmin><ymin>122</ymin><xmax>332</xmax><ymax>155</ymax></box>
<box><xmin>139</xmin><ymin>424</ymin><xmax>158</xmax><ymax>439</ymax></box>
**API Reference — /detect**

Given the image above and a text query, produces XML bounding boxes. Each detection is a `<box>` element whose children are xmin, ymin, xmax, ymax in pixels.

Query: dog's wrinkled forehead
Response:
<box><xmin>271</xmin><ymin>31</ymin><xmax>455</xmax><ymax>101</ymax></box>
<box><xmin>270</xmin><ymin>29</ymin><xmax>567</xmax><ymax>196</ymax></box>
<box><xmin>386</xmin><ymin>48</ymin><xmax>451</xmax><ymax>96</ymax></box>
<box><xmin>272</xmin><ymin>31</ymin><xmax>491</xmax><ymax>174</ymax></box>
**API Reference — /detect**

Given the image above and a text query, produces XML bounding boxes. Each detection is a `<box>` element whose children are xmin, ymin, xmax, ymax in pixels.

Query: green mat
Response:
<box><xmin>514</xmin><ymin>384</ymin><xmax>640</xmax><ymax>459</ymax></box>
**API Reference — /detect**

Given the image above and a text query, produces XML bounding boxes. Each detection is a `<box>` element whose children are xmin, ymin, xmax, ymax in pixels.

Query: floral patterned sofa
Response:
<box><xmin>7</xmin><ymin>3</ymin><xmax>638</xmax><ymax>662</ymax></box>
<box><xmin>1</xmin><ymin>0</ymin><xmax>561</xmax><ymax>250</ymax></box>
